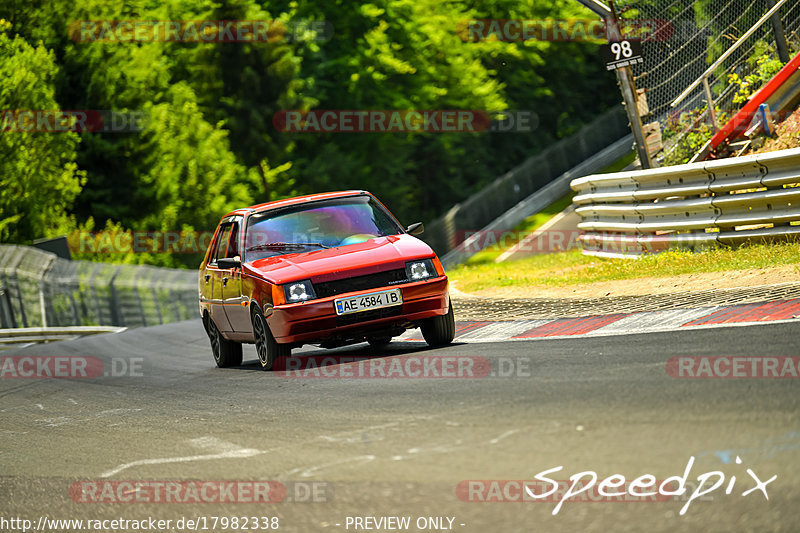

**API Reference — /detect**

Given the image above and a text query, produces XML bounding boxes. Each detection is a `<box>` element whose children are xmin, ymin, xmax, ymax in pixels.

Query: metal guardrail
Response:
<box><xmin>570</xmin><ymin>147</ymin><xmax>800</xmax><ymax>258</ymax></box>
<box><xmin>0</xmin><ymin>245</ymin><xmax>197</xmax><ymax>329</ymax></box>
<box><xmin>0</xmin><ymin>326</ymin><xmax>127</xmax><ymax>350</ymax></box>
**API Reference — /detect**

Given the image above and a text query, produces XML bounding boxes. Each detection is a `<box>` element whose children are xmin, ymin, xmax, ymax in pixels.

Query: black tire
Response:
<box><xmin>205</xmin><ymin>314</ymin><xmax>242</xmax><ymax>368</ymax></box>
<box><xmin>367</xmin><ymin>336</ymin><xmax>392</xmax><ymax>347</ymax></box>
<box><xmin>252</xmin><ymin>304</ymin><xmax>291</xmax><ymax>371</ymax></box>
<box><xmin>420</xmin><ymin>300</ymin><xmax>455</xmax><ymax>347</ymax></box>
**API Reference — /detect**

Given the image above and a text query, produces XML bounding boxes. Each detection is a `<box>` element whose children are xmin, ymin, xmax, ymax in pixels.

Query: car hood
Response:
<box><xmin>244</xmin><ymin>234</ymin><xmax>435</xmax><ymax>285</ymax></box>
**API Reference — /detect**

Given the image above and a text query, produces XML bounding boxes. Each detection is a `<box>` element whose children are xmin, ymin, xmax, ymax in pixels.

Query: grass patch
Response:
<box><xmin>598</xmin><ymin>150</ymin><xmax>636</xmax><ymax>173</ymax></box>
<box><xmin>449</xmin><ymin>242</ymin><xmax>800</xmax><ymax>293</ymax></box>
<box><xmin>464</xmin><ymin>192</ymin><xmax>574</xmax><ymax>265</ymax></box>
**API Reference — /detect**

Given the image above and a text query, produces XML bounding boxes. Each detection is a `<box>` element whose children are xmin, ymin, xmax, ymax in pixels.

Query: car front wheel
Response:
<box><xmin>205</xmin><ymin>314</ymin><xmax>243</xmax><ymax>368</ymax></box>
<box><xmin>252</xmin><ymin>304</ymin><xmax>291</xmax><ymax>371</ymax></box>
<box><xmin>420</xmin><ymin>300</ymin><xmax>455</xmax><ymax>347</ymax></box>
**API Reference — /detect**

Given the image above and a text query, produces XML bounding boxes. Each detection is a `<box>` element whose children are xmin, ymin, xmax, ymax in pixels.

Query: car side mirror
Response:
<box><xmin>217</xmin><ymin>256</ymin><xmax>241</xmax><ymax>269</ymax></box>
<box><xmin>406</xmin><ymin>222</ymin><xmax>424</xmax><ymax>236</ymax></box>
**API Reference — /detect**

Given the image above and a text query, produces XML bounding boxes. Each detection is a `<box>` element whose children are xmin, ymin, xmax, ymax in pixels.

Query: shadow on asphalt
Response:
<box><xmin>229</xmin><ymin>340</ymin><xmax>469</xmax><ymax>371</ymax></box>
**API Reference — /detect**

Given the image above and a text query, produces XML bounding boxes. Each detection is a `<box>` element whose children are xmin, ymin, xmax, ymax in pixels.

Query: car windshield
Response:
<box><xmin>244</xmin><ymin>196</ymin><xmax>402</xmax><ymax>261</ymax></box>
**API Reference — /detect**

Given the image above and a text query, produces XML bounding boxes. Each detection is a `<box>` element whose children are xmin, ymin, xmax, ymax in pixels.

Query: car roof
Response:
<box><xmin>221</xmin><ymin>190</ymin><xmax>370</xmax><ymax>218</ymax></box>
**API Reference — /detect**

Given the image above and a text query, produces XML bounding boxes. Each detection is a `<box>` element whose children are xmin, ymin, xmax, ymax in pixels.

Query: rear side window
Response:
<box><xmin>211</xmin><ymin>224</ymin><xmax>233</xmax><ymax>264</ymax></box>
<box><xmin>228</xmin><ymin>223</ymin><xmax>240</xmax><ymax>257</ymax></box>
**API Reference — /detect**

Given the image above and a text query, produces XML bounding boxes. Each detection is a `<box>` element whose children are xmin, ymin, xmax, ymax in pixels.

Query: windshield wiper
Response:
<box><xmin>246</xmin><ymin>242</ymin><xmax>330</xmax><ymax>252</ymax></box>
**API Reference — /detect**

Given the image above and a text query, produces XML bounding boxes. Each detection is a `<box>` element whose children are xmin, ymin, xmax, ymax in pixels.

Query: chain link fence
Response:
<box><xmin>0</xmin><ymin>245</ymin><xmax>197</xmax><ymax>329</ymax></box>
<box><xmin>422</xmin><ymin>106</ymin><xmax>630</xmax><ymax>256</ymax></box>
<box><xmin>617</xmin><ymin>0</ymin><xmax>800</xmax><ymax>163</ymax></box>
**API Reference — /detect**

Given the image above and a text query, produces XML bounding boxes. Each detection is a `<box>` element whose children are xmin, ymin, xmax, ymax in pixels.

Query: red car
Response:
<box><xmin>199</xmin><ymin>190</ymin><xmax>455</xmax><ymax>370</ymax></box>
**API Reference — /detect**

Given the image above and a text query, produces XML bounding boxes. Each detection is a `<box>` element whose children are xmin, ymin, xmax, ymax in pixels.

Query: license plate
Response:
<box><xmin>334</xmin><ymin>288</ymin><xmax>403</xmax><ymax>316</ymax></box>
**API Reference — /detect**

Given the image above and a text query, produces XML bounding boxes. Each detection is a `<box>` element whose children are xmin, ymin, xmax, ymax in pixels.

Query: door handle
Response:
<box><xmin>222</xmin><ymin>277</ymin><xmax>228</xmax><ymax>286</ymax></box>
<box><xmin>204</xmin><ymin>274</ymin><xmax>210</xmax><ymax>283</ymax></box>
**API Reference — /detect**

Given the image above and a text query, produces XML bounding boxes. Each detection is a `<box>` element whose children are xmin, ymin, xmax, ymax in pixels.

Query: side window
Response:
<box><xmin>211</xmin><ymin>224</ymin><xmax>233</xmax><ymax>264</ymax></box>
<box><xmin>227</xmin><ymin>221</ymin><xmax>240</xmax><ymax>258</ymax></box>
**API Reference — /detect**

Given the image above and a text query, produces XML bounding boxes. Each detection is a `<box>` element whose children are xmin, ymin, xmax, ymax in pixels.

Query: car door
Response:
<box><xmin>207</xmin><ymin>220</ymin><xmax>234</xmax><ymax>332</ymax></box>
<box><xmin>219</xmin><ymin>217</ymin><xmax>251</xmax><ymax>332</ymax></box>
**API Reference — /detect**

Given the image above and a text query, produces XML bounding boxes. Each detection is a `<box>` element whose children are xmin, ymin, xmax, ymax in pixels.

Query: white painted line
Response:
<box><xmin>397</xmin><ymin>310</ymin><xmax>799</xmax><ymax>344</ymax></box>
<box><xmin>280</xmin><ymin>454</ymin><xmax>376</xmax><ymax>478</ymax></box>
<box><xmin>588</xmin><ymin>307</ymin><xmax>720</xmax><ymax>335</ymax></box>
<box><xmin>35</xmin><ymin>408</ymin><xmax>142</xmax><ymax>428</ymax></box>
<box><xmin>457</xmin><ymin>320</ymin><xmax>549</xmax><ymax>341</ymax></box>
<box><xmin>489</xmin><ymin>429</ymin><xmax>519</xmax><ymax>444</ymax></box>
<box><xmin>507</xmin><ymin>316</ymin><xmax>800</xmax><ymax>341</ymax></box>
<box><xmin>319</xmin><ymin>421</ymin><xmax>400</xmax><ymax>443</ymax></box>
<box><xmin>395</xmin><ymin>330</ymin><xmax>421</xmax><ymax>341</ymax></box>
<box><xmin>99</xmin><ymin>436</ymin><xmax>262</xmax><ymax>478</ymax></box>
<box><xmin>391</xmin><ymin>440</ymin><xmax>464</xmax><ymax>462</ymax></box>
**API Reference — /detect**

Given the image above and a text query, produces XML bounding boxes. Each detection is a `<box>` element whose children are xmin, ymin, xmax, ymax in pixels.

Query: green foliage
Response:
<box><xmin>0</xmin><ymin>22</ymin><xmax>85</xmax><ymax>242</ymax></box>
<box><xmin>728</xmin><ymin>44</ymin><xmax>785</xmax><ymax>104</ymax></box>
<box><xmin>661</xmin><ymin>106</ymin><xmax>728</xmax><ymax>166</ymax></box>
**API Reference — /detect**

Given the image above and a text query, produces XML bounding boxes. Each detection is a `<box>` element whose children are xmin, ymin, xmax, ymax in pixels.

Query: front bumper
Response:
<box><xmin>268</xmin><ymin>277</ymin><xmax>449</xmax><ymax>344</ymax></box>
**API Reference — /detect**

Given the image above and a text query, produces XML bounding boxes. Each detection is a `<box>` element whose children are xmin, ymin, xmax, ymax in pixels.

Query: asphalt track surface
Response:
<box><xmin>1</xmin><ymin>319</ymin><xmax>799</xmax><ymax>533</ymax></box>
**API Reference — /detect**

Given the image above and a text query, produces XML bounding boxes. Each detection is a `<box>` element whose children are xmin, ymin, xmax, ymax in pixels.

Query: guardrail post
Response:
<box><xmin>609</xmin><ymin>0</ymin><xmax>653</xmax><ymax>169</ymax></box>
<box><xmin>0</xmin><ymin>284</ymin><xmax>15</xmax><ymax>328</ymax></box>
<box><xmin>9</xmin><ymin>249</ymin><xmax>28</xmax><ymax>328</ymax></box>
<box><xmin>767</xmin><ymin>0</ymin><xmax>790</xmax><ymax>63</ymax></box>
<box><xmin>108</xmin><ymin>268</ymin><xmax>124</xmax><ymax>327</ymax></box>
<box><xmin>703</xmin><ymin>77</ymin><xmax>718</xmax><ymax>132</ymax></box>
<box><xmin>133</xmin><ymin>267</ymin><xmax>147</xmax><ymax>327</ymax></box>
<box><xmin>88</xmin><ymin>265</ymin><xmax>102</xmax><ymax>325</ymax></box>
<box><xmin>37</xmin><ymin>255</ymin><xmax>56</xmax><ymax>328</ymax></box>
<box><xmin>150</xmin><ymin>270</ymin><xmax>163</xmax><ymax>325</ymax></box>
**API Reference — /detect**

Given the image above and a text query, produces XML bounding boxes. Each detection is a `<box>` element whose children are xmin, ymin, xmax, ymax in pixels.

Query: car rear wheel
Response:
<box><xmin>252</xmin><ymin>304</ymin><xmax>291</xmax><ymax>371</ymax></box>
<box><xmin>205</xmin><ymin>314</ymin><xmax>243</xmax><ymax>368</ymax></box>
<box><xmin>421</xmin><ymin>300</ymin><xmax>455</xmax><ymax>347</ymax></box>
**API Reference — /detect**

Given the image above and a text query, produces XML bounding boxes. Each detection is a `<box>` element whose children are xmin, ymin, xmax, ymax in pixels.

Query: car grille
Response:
<box><xmin>315</xmin><ymin>268</ymin><xmax>408</xmax><ymax>298</ymax></box>
<box><xmin>336</xmin><ymin>305</ymin><xmax>403</xmax><ymax>326</ymax></box>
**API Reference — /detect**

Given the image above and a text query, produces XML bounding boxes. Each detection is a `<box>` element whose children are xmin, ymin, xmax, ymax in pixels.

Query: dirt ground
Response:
<box><xmin>746</xmin><ymin>106</ymin><xmax>800</xmax><ymax>153</ymax></box>
<box><xmin>460</xmin><ymin>264</ymin><xmax>800</xmax><ymax>299</ymax></box>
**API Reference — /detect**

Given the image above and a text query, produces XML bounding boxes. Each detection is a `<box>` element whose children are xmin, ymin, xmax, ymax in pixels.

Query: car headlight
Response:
<box><xmin>283</xmin><ymin>280</ymin><xmax>316</xmax><ymax>302</ymax></box>
<box><xmin>405</xmin><ymin>259</ymin><xmax>436</xmax><ymax>281</ymax></box>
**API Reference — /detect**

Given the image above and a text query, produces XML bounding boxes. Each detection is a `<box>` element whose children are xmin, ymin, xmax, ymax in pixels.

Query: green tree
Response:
<box><xmin>0</xmin><ymin>0</ymin><xmax>623</xmax><ymax>261</ymax></box>
<box><xmin>0</xmin><ymin>22</ymin><xmax>85</xmax><ymax>242</ymax></box>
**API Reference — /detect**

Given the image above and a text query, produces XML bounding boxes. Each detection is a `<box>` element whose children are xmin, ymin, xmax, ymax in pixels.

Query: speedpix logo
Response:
<box><xmin>458</xmin><ymin>456</ymin><xmax>776</xmax><ymax>516</ymax></box>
